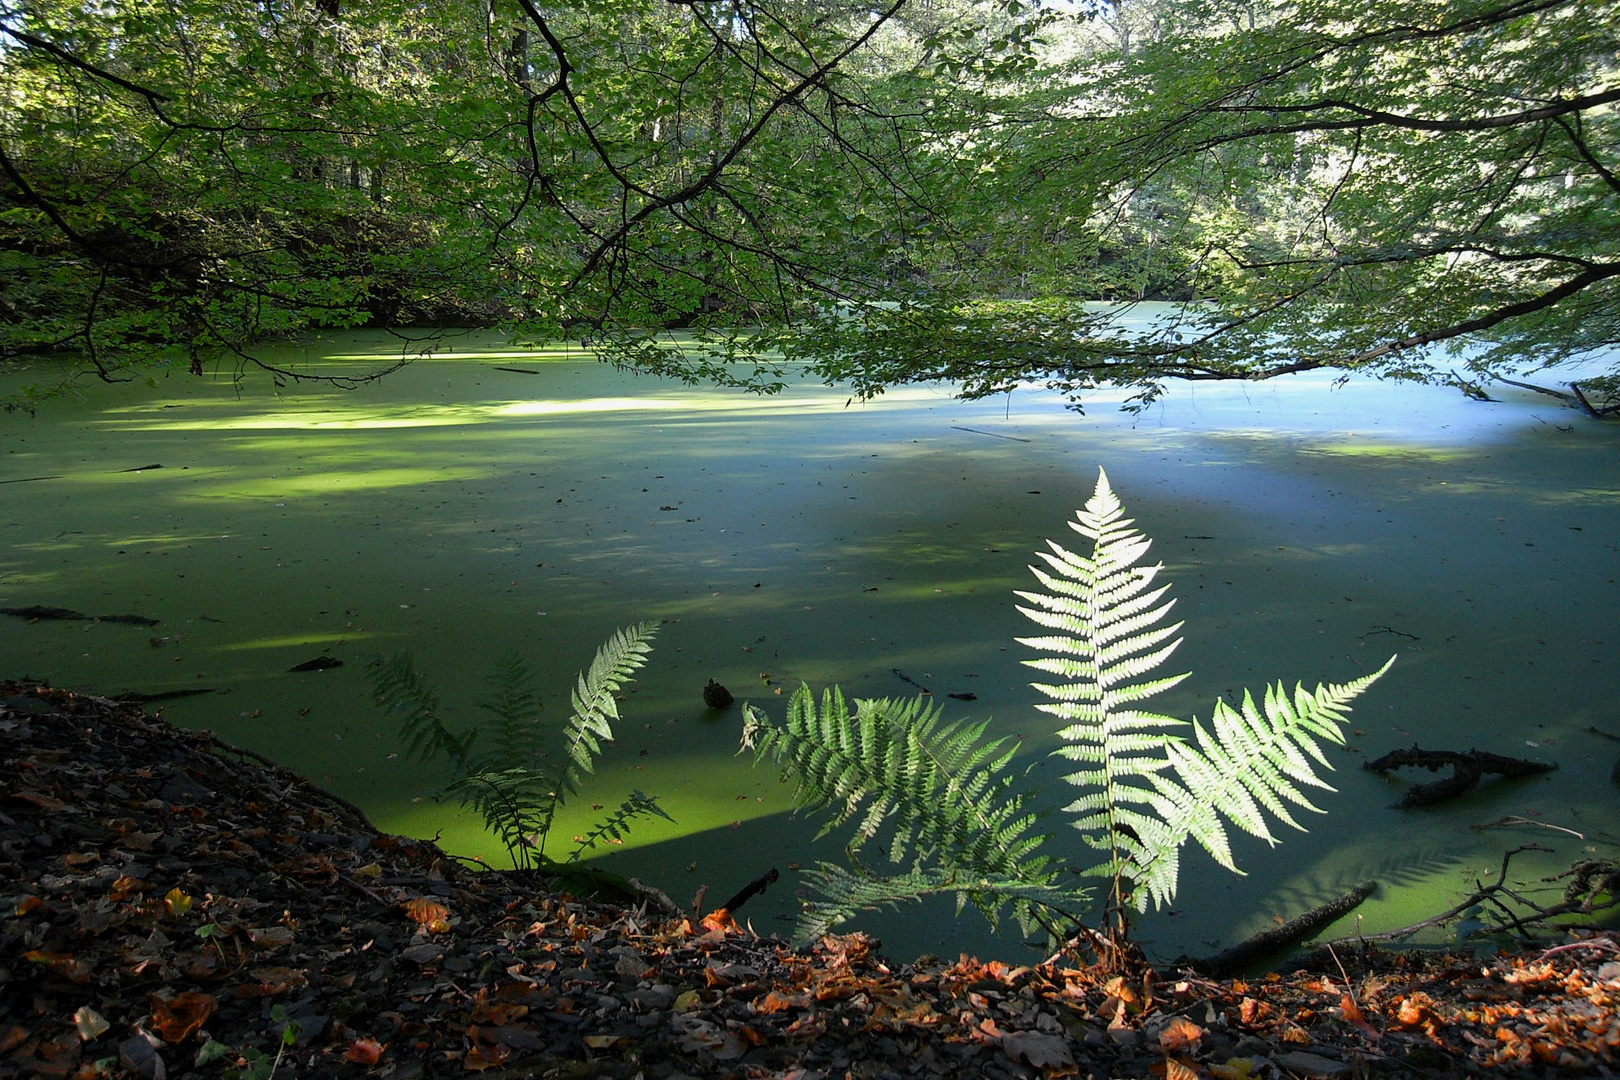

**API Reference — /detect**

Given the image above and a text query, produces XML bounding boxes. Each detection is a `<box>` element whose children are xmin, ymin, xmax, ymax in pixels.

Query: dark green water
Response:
<box><xmin>3</xmin><ymin>327</ymin><xmax>1616</xmax><ymax>963</ymax></box>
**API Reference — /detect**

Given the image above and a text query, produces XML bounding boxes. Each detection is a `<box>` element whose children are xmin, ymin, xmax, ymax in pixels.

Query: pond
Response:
<box><xmin>3</xmin><ymin>323</ymin><xmax>1617</xmax><ymax>964</ymax></box>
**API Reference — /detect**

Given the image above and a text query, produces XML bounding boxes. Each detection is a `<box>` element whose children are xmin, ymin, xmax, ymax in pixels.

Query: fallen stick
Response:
<box><xmin>1472</xmin><ymin>816</ymin><xmax>1584</xmax><ymax>840</ymax></box>
<box><xmin>718</xmin><ymin>868</ymin><xmax>780</xmax><ymax>916</ymax></box>
<box><xmin>892</xmin><ymin>668</ymin><xmax>931</xmax><ymax>694</ymax></box>
<box><xmin>1193</xmin><ymin>880</ymin><xmax>1377</xmax><ymax>976</ymax></box>
<box><xmin>1494</xmin><ymin>376</ymin><xmax>1590</xmax><ymax>414</ymax></box>
<box><xmin>950</xmin><ymin>426</ymin><xmax>1031</xmax><ymax>442</ymax></box>
<box><xmin>625</xmin><ymin>877</ymin><xmax>681</xmax><ymax>917</ymax></box>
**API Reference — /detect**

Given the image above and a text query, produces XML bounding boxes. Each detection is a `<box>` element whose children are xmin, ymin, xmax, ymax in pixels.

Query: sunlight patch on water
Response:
<box><xmin>1530</xmin><ymin>486</ymin><xmax>1620</xmax><ymax>505</ymax></box>
<box><xmin>1294</xmin><ymin>441</ymin><xmax>1480</xmax><ymax>463</ymax></box>
<box><xmin>217</xmin><ymin>631</ymin><xmax>375</xmax><ymax>651</ymax></box>
<box><xmin>97</xmin><ymin>406</ymin><xmax>504</xmax><ymax>431</ymax></box>
<box><xmin>179</xmin><ymin>466</ymin><xmax>493</xmax><ymax>498</ymax></box>
<box><xmin>100</xmin><ymin>532</ymin><xmax>239</xmax><ymax>548</ymax></box>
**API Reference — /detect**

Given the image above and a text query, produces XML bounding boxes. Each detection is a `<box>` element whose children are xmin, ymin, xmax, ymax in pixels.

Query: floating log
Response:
<box><xmin>99</xmin><ymin>613</ymin><xmax>162</xmax><ymax>627</ymax></box>
<box><xmin>1363</xmin><ymin>746</ymin><xmax>1556</xmax><ymax>808</ymax></box>
<box><xmin>1</xmin><ymin>605</ymin><xmax>88</xmax><ymax>621</ymax></box>
<box><xmin>1</xmin><ymin>605</ymin><xmax>159</xmax><ymax>627</ymax></box>
<box><xmin>1194</xmin><ymin>880</ymin><xmax>1378</xmax><ymax>976</ymax></box>
<box><xmin>114</xmin><ymin>688</ymin><xmax>221</xmax><ymax>704</ymax></box>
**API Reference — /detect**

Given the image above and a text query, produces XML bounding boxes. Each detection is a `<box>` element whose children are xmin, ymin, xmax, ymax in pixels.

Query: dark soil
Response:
<box><xmin>3</xmin><ymin>682</ymin><xmax>1616</xmax><ymax>1080</ymax></box>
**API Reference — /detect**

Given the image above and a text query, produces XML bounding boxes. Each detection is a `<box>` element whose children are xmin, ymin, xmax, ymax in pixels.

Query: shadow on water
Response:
<box><xmin>2</xmin><ymin>325</ymin><xmax>1617</xmax><ymax>962</ymax></box>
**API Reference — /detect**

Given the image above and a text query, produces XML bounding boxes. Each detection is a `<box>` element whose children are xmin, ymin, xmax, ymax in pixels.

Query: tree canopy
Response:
<box><xmin>1</xmin><ymin>0</ymin><xmax>1615</xmax><ymax>410</ymax></box>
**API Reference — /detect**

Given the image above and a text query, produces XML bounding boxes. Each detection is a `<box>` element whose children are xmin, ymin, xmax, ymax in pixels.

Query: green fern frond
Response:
<box><xmin>567</xmin><ymin>790</ymin><xmax>671</xmax><ymax>863</ymax></box>
<box><xmin>368</xmin><ymin>652</ymin><xmax>473</xmax><ymax>767</ymax></box>
<box><xmin>741</xmin><ymin>688</ymin><xmax>1071</xmax><ymax>935</ymax></box>
<box><xmin>562</xmin><ymin>621</ymin><xmax>658</xmax><ymax>782</ymax></box>
<box><xmin>1015</xmin><ymin>469</ymin><xmax>1196</xmax><ymax>912</ymax></box>
<box><xmin>446</xmin><ymin>766</ymin><xmax>555</xmax><ymax>871</ymax></box>
<box><xmin>794</xmin><ymin>863</ymin><xmax>1091</xmax><ymax>945</ymax></box>
<box><xmin>743</xmin><ymin>689</ymin><xmax>1036</xmax><ymax>873</ymax></box>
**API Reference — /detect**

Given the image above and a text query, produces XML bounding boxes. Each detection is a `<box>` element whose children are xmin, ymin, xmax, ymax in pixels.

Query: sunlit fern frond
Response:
<box><xmin>741</xmin><ymin>687</ymin><xmax>1077</xmax><ymax>935</ymax></box>
<box><xmin>794</xmin><ymin>862</ymin><xmax>1092</xmax><ymax>946</ymax></box>
<box><xmin>472</xmin><ymin>650</ymin><xmax>544</xmax><ymax>771</ymax></box>
<box><xmin>1017</xmin><ymin>468</ymin><xmax>1394</xmax><ymax>919</ymax></box>
<box><xmin>566</xmin><ymin>789</ymin><xmax>671</xmax><ymax>863</ymax></box>
<box><xmin>1014</xmin><ymin>468</ymin><xmax>1190</xmax><ymax>905</ymax></box>
<box><xmin>563</xmin><ymin>621</ymin><xmax>658</xmax><ymax>784</ymax></box>
<box><xmin>368</xmin><ymin>651</ymin><xmax>473</xmax><ymax>767</ymax></box>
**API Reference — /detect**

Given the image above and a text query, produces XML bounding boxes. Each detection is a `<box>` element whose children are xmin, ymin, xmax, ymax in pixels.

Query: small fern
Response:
<box><xmin>1018</xmin><ymin>469</ymin><xmax>1393</xmax><ymax>932</ymax></box>
<box><xmin>368</xmin><ymin>622</ymin><xmax>663</xmax><ymax>873</ymax></box>
<box><xmin>741</xmin><ymin>686</ymin><xmax>1090</xmax><ymax>943</ymax></box>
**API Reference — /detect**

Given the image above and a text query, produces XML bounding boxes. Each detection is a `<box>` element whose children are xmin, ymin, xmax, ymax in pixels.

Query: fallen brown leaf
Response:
<box><xmin>402</xmin><ymin>897</ymin><xmax>449</xmax><ymax>926</ymax></box>
<box><xmin>344</xmin><ymin>1037</ymin><xmax>386</xmax><ymax>1065</ymax></box>
<box><xmin>150</xmin><ymin>990</ymin><xmax>217</xmax><ymax>1042</ymax></box>
<box><xmin>1158</xmin><ymin>1015</ymin><xmax>1203</xmax><ymax>1053</ymax></box>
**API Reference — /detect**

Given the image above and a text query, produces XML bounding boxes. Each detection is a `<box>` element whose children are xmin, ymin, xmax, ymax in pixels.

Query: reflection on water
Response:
<box><xmin>2</xmin><ymin>325</ymin><xmax>1617</xmax><ymax>963</ymax></box>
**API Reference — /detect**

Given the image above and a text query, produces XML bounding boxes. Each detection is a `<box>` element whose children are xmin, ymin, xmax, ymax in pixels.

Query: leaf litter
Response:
<box><xmin>2</xmin><ymin>681</ymin><xmax>1616</xmax><ymax>1080</ymax></box>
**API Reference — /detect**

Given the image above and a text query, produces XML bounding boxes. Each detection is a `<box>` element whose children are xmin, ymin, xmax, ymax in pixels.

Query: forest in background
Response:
<box><xmin>1</xmin><ymin>0</ymin><xmax>1616</xmax><ymax>411</ymax></box>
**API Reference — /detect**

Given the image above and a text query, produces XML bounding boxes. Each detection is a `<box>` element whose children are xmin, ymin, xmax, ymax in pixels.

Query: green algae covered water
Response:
<box><xmin>3</xmin><ymin>325</ymin><xmax>1617</xmax><ymax>963</ymax></box>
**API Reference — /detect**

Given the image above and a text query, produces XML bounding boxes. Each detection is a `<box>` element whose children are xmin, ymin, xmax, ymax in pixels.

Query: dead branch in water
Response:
<box><xmin>1193</xmin><ymin>881</ymin><xmax>1377</xmax><ymax>976</ymax></box>
<box><xmin>1363</xmin><ymin>746</ymin><xmax>1556</xmax><ymax>808</ymax></box>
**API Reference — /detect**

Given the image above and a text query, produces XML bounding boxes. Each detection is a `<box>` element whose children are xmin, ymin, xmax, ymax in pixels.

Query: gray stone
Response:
<box><xmin>1273</xmin><ymin>1050</ymin><xmax>1352</xmax><ymax>1077</ymax></box>
<box><xmin>118</xmin><ymin>1034</ymin><xmax>165</xmax><ymax>1080</ymax></box>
